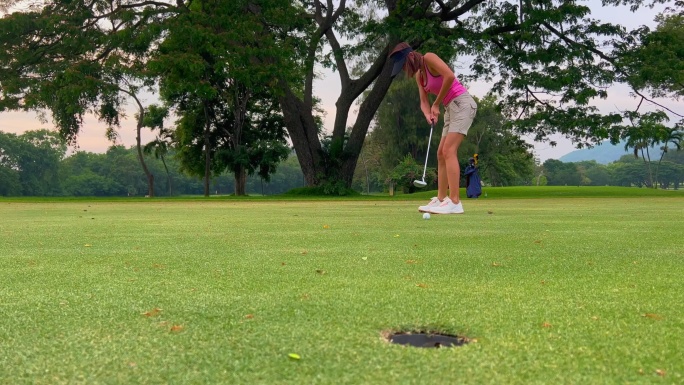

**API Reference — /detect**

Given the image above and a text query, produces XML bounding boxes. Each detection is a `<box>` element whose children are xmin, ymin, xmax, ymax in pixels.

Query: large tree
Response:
<box><xmin>2</xmin><ymin>0</ymin><xmax>683</xmax><ymax>191</ymax></box>
<box><xmin>276</xmin><ymin>0</ymin><xmax>684</xmax><ymax>189</ymax></box>
<box><xmin>142</xmin><ymin>105</ymin><xmax>174</xmax><ymax>196</ymax></box>
<box><xmin>654</xmin><ymin>125</ymin><xmax>683</xmax><ymax>187</ymax></box>
<box><xmin>0</xmin><ymin>0</ymin><xmax>172</xmax><ymax>196</ymax></box>
<box><xmin>145</xmin><ymin>0</ymin><xmax>299</xmax><ymax>195</ymax></box>
<box><xmin>0</xmin><ymin>0</ymin><xmax>298</xmax><ymax>196</ymax></box>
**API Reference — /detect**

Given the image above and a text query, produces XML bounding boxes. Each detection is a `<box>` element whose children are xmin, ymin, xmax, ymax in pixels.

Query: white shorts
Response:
<box><xmin>442</xmin><ymin>93</ymin><xmax>477</xmax><ymax>136</ymax></box>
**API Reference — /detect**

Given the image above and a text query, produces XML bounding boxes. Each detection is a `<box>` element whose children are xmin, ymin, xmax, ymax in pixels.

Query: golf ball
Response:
<box><xmin>422</xmin><ymin>213</ymin><xmax>430</xmax><ymax>220</ymax></box>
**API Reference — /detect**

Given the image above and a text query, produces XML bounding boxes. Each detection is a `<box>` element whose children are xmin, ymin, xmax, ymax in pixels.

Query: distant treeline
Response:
<box><xmin>2</xmin><ymin>129</ymin><xmax>683</xmax><ymax>197</ymax></box>
<box><xmin>540</xmin><ymin>153</ymin><xmax>684</xmax><ymax>189</ymax></box>
<box><xmin>0</xmin><ymin>130</ymin><xmax>304</xmax><ymax>197</ymax></box>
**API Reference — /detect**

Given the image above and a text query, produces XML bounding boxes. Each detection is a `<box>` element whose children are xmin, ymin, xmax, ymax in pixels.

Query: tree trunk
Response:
<box><xmin>277</xmin><ymin>48</ymin><xmax>395</xmax><ymax>189</ymax></box>
<box><xmin>234</xmin><ymin>165</ymin><xmax>247</xmax><ymax>195</ymax></box>
<box><xmin>203</xmin><ymin>104</ymin><xmax>211</xmax><ymax>197</ymax></box>
<box><xmin>135</xmin><ymin>125</ymin><xmax>155</xmax><ymax>197</ymax></box>
<box><xmin>655</xmin><ymin>149</ymin><xmax>667</xmax><ymax>189</ymax></box>
<box><xmin>278</xmin><ymin>84</ymin><xmax>324</xmax><ymax>186</ymax></box>
<box><xmin>335</xmin><ymin>76</ymin><xmax>393</xmax><ymax>187</ymax></box>
<box><xmin>231</xmin><ymin>83</ymin><xmax>249</xmax><ymax>195</ymax></box>
<box><xmin>123</xmin><ymin>90</ymin><xmax>155</xmax><ymax>197</ymax></box>
<box><xmin>131</xmin><ymin>96</ymin><xmax>154</xmax><ymax>198</ymax></box>
<box><xmin>161</xmin><ymin>155</ymin><xmax>172</xmax><ymax>196</ymax></box>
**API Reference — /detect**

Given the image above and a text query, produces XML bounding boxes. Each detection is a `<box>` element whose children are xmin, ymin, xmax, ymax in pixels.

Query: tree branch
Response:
<box><xmin>89</xmin><ymin>0</ymin><xmax>181</xmax><ymax>23</ymax></box>
<box><xmin>542</xmin><ymin>22</ymin><xmax>683</xmax><ymax>118</ymax></box>
<box><xmin>323</xmin><ymin>0</ymin><xmax>349</xmax><ymax>84</ymax></box>
<box><xmin>431</xmin><ymin>0</ymin><xmax>486</xmax><ymax>20</ymax></box>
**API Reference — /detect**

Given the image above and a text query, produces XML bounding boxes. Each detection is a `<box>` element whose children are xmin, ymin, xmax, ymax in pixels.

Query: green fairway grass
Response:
<box><xmin>1</xmin><ymin>187</ymin><xmax>683</xmax><ymax>384</ymax></box>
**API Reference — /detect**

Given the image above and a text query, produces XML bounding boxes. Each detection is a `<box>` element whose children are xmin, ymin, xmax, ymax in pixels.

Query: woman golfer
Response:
<box><xmin>389</xmin><ymin>42</ymin><xmax>477</xmax><ymax>214</ymax></box>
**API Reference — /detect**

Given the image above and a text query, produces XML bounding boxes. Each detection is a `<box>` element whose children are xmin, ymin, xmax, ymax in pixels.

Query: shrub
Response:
<box><xmin>390</xmin><ymin>154</ymin><xmax>436</xmax><ymax>193</ymax></box>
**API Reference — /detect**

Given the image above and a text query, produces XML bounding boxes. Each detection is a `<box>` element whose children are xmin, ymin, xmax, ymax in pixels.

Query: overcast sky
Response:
<box><xmin>1</xmin><ymin>1</ymin><xmax>682</xmax><ymax>161</ymax></box>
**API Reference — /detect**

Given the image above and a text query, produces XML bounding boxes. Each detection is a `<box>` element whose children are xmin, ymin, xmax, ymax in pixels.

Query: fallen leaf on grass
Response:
<box><xmin>491</xmin><ymin>262</ymin><xmax>501</xmax><ymax>267</ymax></box>
<box><xmin>642</xmin><ymin>313</ymin><xmax>663</xmax><ymax>320</ymax></box>
<box><xmin>288</xmin><ymin>353</ymin><xmax>301</xmax><ymax>360</ymax></box>
<box><xmin>143</xmin><ymin>308</ymin><xmax>162</xmax><ymax>317</ymax></box>
<box><xmin>655</xmin><ymin>369</ymin><xmax>666</xmax><ymax>377</ymax></box>
<box><xmin>322</xmin><ymin>225</ymin><xmax>330</xmax><ymax>229</ymax></box>
<box><xmin>245</xmin><ymin>314</ymin><xmax>254</xmax><ymax>319</ymax></box>
<box><xmin>541</xmin><ymin>322</ymin><xmax>552</xmax><ymax>328</ymax></box>
<box><xmin>170</xmin><ymin>325</ymin><xmax>184</xmax><ymax>332</ymax></box>
<box><xmin>416</xmin><ymin>283</ymin><xmax>428</xmax><ymax>288</ymax></box>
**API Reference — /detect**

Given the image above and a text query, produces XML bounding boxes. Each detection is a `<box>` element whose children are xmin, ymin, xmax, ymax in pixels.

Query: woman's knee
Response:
<box><xmin>436</xmin><ymin>142</ymin><xmax>447</xmax><ymax>161</ymax></box>
<box><xmin>442</xmin><ymin>148</ymin><xmax>458</xmax><ymax>162</ymax></box>
<box><xmin>437</xmin><ymin>147</ymin><xmax>445</xmax><ymax>162</ymax></box>
<box><xmin>439</xmin><ymin>143</ymin><xmax>458</xmax><ymax>159</ymax></box>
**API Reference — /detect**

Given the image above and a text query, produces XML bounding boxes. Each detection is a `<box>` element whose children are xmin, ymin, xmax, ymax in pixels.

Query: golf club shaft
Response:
<box><xmin>421</xmin><ymin>121</ymin><xmax>434</xmax><ymax>180</ymax></box>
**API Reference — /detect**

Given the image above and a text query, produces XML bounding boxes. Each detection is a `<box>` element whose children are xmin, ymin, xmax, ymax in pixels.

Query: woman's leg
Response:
<box><xmin>436</xmin><ymin>138</ymin><xmax>448</xmax><ymax>201</ymax></box>
<box><xmin>441</xmin><ymin>93</ymin><xmax>476</xmax><ymax>204</ymax></box>
<box><xmin>438</xmin><ymin>133</ymin><xmax>466</xmax><ymax>203</ymax></box>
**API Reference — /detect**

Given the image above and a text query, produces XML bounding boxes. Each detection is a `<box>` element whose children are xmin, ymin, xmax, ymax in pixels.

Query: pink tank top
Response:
<box><xmin>422</xmin><ymin>64</ymin><xmax>467</xmax><ymax>105</ymax></box>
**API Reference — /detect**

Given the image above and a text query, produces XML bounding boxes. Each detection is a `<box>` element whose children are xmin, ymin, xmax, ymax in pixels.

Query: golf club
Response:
<box><xmin>413</xmin><ymin>121</ymin><xmax>434</xmax><ymax>188</ymax></box>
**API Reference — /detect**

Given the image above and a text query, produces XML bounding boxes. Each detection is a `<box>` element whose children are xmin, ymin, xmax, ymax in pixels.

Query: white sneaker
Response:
<box><xmin>418</xmin><ymin>197</ymin><xmax>441</xmax><ymax>213</ymax></box>
<box><xmin>428</xmin><ymin>197</ymin><xmax>464</xmax><ymax>214</ymax></box>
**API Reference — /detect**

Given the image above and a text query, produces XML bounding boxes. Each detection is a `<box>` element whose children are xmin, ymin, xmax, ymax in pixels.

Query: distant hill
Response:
<box><xmin>558</xmin><ymin>140</ymin><xmax>633</xmax><ymax>164</ymax></box>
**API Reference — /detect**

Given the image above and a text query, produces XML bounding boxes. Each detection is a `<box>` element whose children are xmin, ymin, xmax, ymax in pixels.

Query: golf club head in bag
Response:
<box><xmin>413</xmin><ymin>121</ymin><xmax>434</xmax><ymax>188</ymax></box>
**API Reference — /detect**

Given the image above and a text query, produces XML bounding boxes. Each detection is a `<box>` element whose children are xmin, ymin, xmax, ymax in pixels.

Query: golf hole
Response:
<box><xmin>385</xmin><ymin>330</ymin><xmax>469</xmax><ymax>348</ymax></box>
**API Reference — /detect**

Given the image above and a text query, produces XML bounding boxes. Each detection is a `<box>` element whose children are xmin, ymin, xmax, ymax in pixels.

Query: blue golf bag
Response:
<box><xmin>464</xmin><ymin>157</ymin><xmax>482</xmax><ymax>198</ymax></box>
